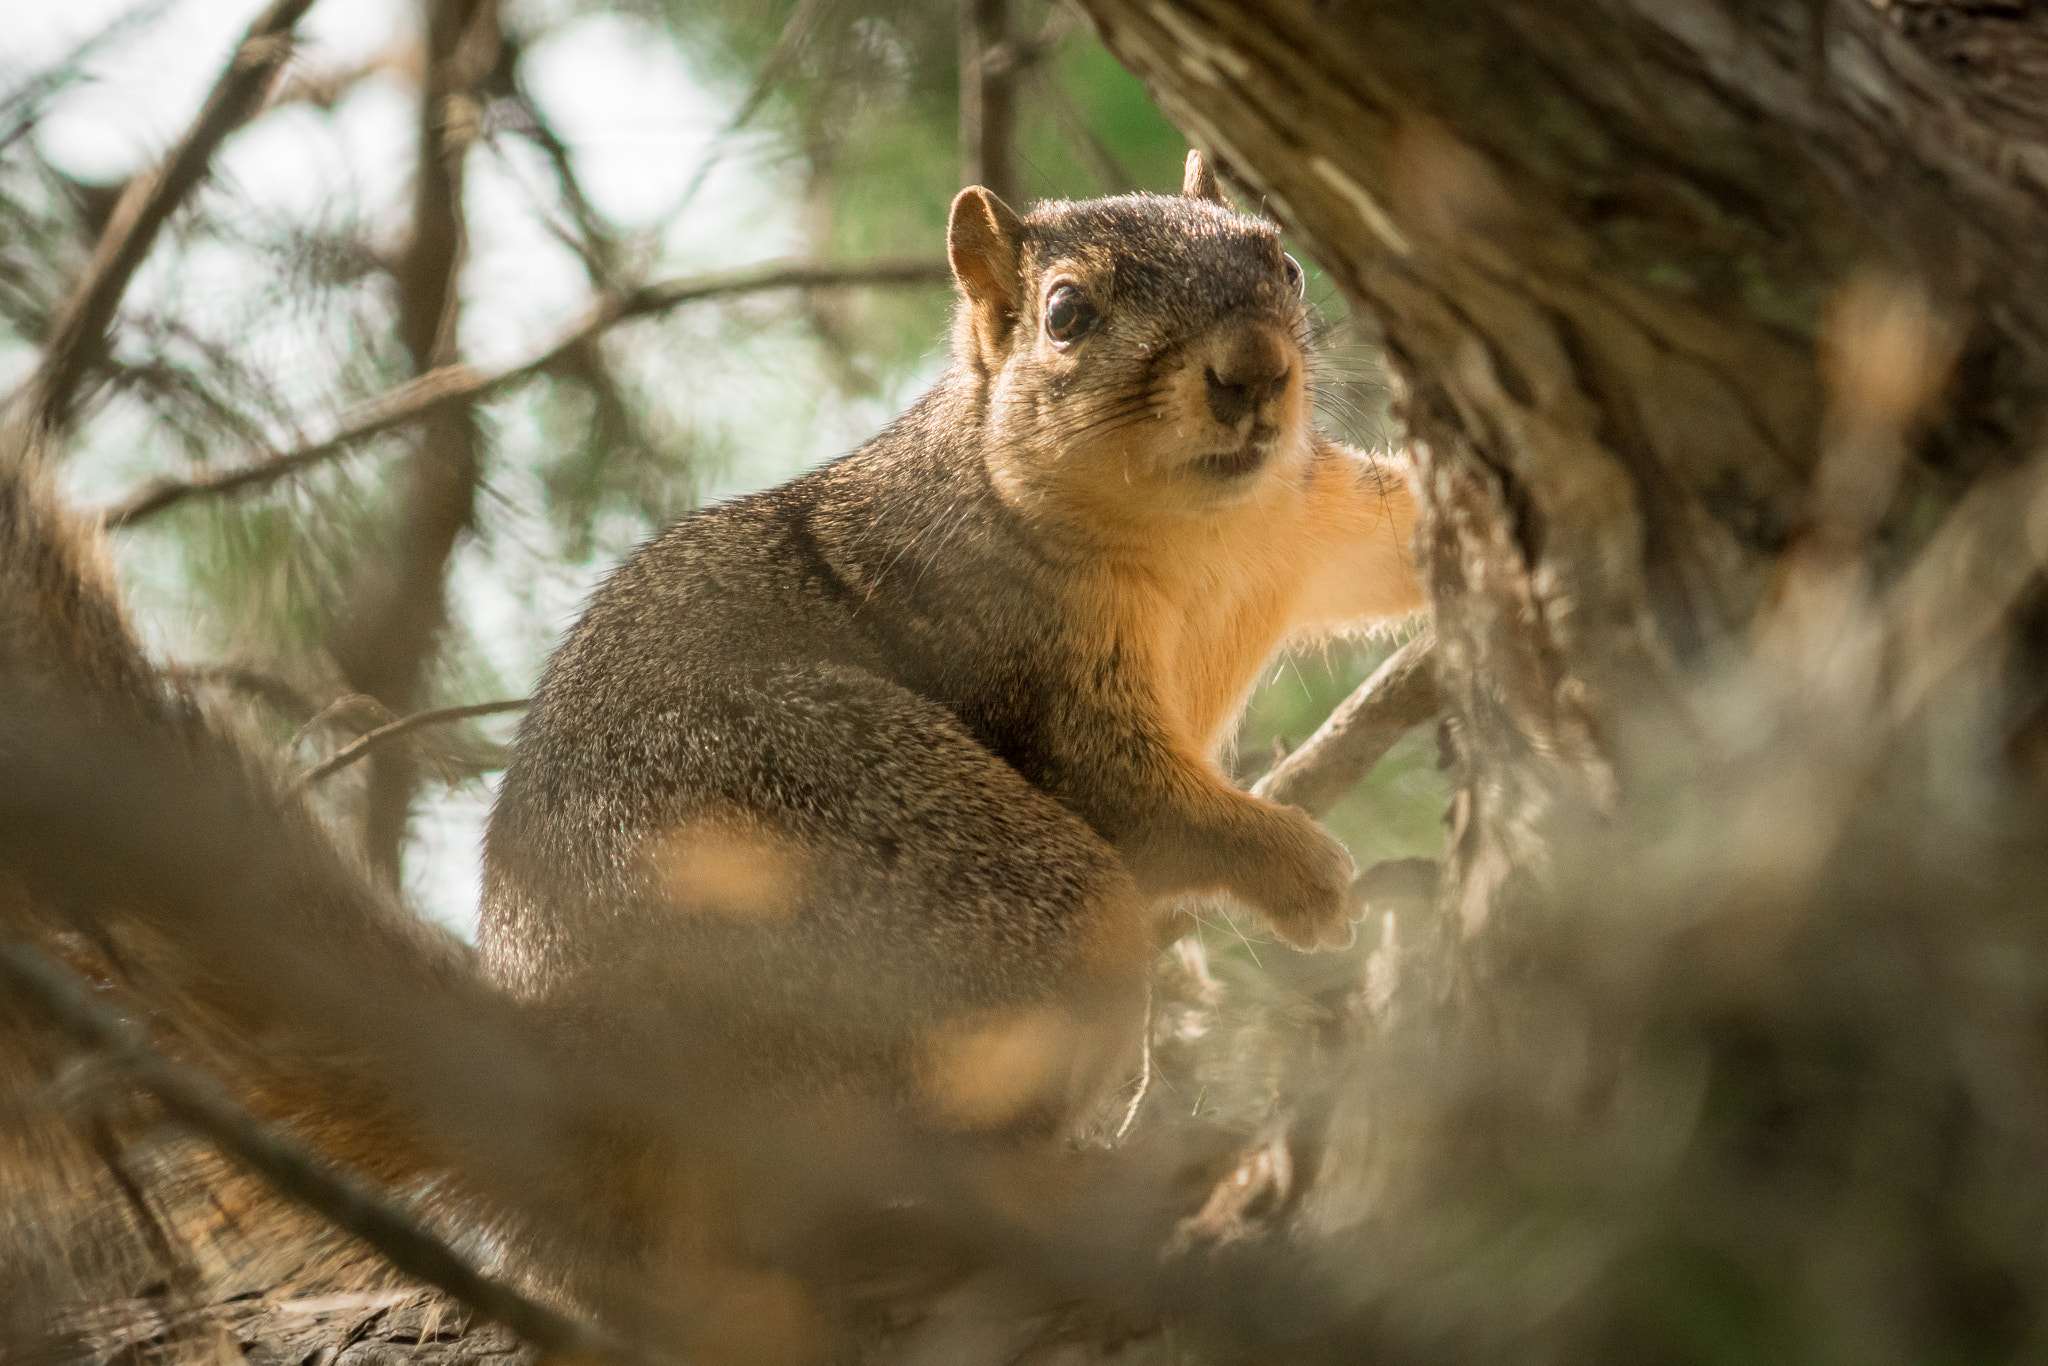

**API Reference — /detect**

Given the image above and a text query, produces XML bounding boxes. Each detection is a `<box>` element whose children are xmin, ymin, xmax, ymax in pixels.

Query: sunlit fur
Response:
<box><xmin>0</xmin><ymin>170</ymin><xmax>1429</xmax><ymax>1360</ymax></box>
<box><xmin>962</xmin><ymin>191</ymin><xmax>1422</xmax><ymax>758</ymax></box>
<box><xmin>480</xmin><ymin>172</ymin><xmax>1426</xmax><ymax>1161</ymax></box>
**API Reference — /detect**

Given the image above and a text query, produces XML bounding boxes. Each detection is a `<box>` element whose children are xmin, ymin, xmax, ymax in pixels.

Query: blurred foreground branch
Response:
<box><xmin>22</xmin><ymin>0</ymin><xmax>317</xmax><ymax>436</ymax></box>
<box><xmin>169</xmin><ymin>662</ymin><xmax>323</xmax><ymax>720</ymax></box>
<box><xmin>102</xmin><ymin>257</ymin><xmax>953</xmax><ymax>527</ymax></box>
<box><xmin>1885</xmin><ymin>443</ymin><xmax>2048</xmax><ymax>724</ymax></box>
<box><xmin>0</xmin><ymin>938</ymin><xmax>672</xmax><ymax>1366</ymax></box>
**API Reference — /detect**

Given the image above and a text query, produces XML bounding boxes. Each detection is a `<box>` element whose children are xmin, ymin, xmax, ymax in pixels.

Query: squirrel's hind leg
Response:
<box><xmin>544</xmin><ymin>661</ymin><xmax>1155</xmax><ymax>1138</ymax></box>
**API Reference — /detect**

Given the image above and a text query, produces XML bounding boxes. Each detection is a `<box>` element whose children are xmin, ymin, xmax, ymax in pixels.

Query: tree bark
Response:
<box><xmin>1071</xmin><ymin>0</ymin><xmax>2048</xmax><ymax>953</ymax></box>
<box><xmin>958</xmin><ymin>0</ymin><xmax>1018</xmax><ymax>203</ymax></box>
<box><xmin>334</xmin><ymin>0</ymin><xmax>498</xmax><ymax>884</ymax></box>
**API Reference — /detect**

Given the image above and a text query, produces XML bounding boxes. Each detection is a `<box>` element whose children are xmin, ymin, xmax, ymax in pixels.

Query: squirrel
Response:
<box><xmin>0</xmin><ymin>151</ymin><xmax>1422</xmax><ymax>1358</ymax></box>
<box><xmin>479</xmin><ymin>149</ymin><xmax>1423</xmax><ymax>1136</ymax></box>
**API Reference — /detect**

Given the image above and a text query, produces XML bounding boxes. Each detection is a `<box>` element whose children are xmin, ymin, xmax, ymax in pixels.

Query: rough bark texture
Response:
<box><xmin>1072</xmin><ymin>0</ymin><xmax>2048</xmax><ymax>952</ymax></box>
<box><xmin>57</xmin><ymin>1289</ymin><xmax>531</xmax><ymax>1366</ymax></box>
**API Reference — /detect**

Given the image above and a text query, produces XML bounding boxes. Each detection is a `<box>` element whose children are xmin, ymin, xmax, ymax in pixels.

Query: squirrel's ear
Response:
<box><xmin>948</xmin><ymin>187</ymin><xmax>1024</xmax><ymax>318</ymax></box>
<box><xmin>1182</xmin><ymin>149</ymin><xmax>1224</xmax><ymax>204</ymax></box>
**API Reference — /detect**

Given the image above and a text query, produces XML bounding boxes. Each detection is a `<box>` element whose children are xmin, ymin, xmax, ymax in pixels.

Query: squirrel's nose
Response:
<box><xmin>1204</xmin><ymin>360</ymin><xmax>1291</xmax><ymax>428</ymax></box>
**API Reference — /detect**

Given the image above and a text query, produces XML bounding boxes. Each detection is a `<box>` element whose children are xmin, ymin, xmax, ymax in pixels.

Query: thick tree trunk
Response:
<box><xmin>1072</xmin><ymin>0</ymin><xmax>2048</xmax><ymax>955</ymax></box>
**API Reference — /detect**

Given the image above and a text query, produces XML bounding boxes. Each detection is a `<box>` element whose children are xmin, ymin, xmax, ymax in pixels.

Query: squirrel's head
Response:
<box><xmin>947</xmin><ymin>151</ymin><xmax>1315</xmax><ymax>534</ymax></box>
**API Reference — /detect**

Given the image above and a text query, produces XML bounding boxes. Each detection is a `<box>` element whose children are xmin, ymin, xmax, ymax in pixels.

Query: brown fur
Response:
<box><xmin>481</xmin><ymin>154</ymin><xmax>1423</xmax><ymax>1143</ymax></box>
<box><xmin>0</xmin><ymin>155</ymin><xmax>1423</xmax><ymax>1358</ymax></box>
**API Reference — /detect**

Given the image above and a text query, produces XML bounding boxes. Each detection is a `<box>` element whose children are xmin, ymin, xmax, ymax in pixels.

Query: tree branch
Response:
<box><xmin>265</xmin><ymin>43</ymin><xmax>411</xmax><ymax>115</ymax></box>
<box><xmin>959</xmin><ymin>0</ymin><xmax>1018</xmax><ymax>202</ymax></box>
<box><xmin>1252</xmin><ymin>630</ymin><xmax>1440</xmax><ymax>819</ymax></box>
<box><xmin>0</xmin><ymin>938</ymin><xmax>675</xmax><ymax>1366</ymax></box>
<box><xmin>328</xmin><ymin>0</ymin><xmax>503</xmax><ymax>883</ymax></box>
<box><xmin>297</xmin><ymin>697</ymin><xmax>526</xmax><ymax>786</ymax></box>
<box><xmin>22</xmin><ymin>0</ymin><xmax>317</xmax><ymax>436</ymax></box>
<box><xmin>100</xmin><ymin>257</ymin><xmax>952</xmax><ymax>528</ymax></box>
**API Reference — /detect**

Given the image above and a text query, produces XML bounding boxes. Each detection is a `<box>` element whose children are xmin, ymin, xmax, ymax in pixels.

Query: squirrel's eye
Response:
<box><xmin>1045</xmin><ymin>284</ymin><xmax>1096</xmax><ymax>344</ymax></box>
<box><xmin>1282</xmin><ymin>253</ymin><xmax>1305</xmax><ymax>298</ymax></box>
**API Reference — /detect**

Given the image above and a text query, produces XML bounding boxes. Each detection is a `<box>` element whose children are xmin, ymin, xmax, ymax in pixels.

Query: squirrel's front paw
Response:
<box><xmin>1234</xmin><ymin>804</ymin><xmax>1360</xmax><ymax>952</ymax></box>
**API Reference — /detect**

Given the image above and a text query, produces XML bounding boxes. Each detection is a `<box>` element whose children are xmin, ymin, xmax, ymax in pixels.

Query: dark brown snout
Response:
<box><xmin>1203</xmin><ymin>331</ymin><xmax>1293</xmax><ymax>428</ymax></box>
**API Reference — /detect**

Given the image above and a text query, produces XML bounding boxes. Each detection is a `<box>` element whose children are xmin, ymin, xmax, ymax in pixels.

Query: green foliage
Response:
<box><xmin>1</xmin><ymin>0</ymin><xmax>1433</xmax><ymax>932</ymax></box>
<box><xmin>632</xmin><ymin>0</ymin><xmax>1188</xmax><ymax>378</ymax></box>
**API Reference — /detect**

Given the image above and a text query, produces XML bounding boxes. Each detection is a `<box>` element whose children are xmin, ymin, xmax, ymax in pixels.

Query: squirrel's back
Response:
<box><xmin>0</xmin><ymin>155</ymin><xmax>1426</xmax><ymax>1359</ymax></box>
<box><xmin>480</xmin><ymin>160</ymin><xmax>1423</xmax><ymax>1133</ymax></box>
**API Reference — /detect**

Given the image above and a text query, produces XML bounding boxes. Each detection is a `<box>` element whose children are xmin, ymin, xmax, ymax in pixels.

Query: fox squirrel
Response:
<box><xmin>480</xmin><ymin>150</ymin><xmax>1423</xmax><ymax>1134</ymax></box>
<box><xmin>0</xmin><ymin>151</ymin><xmax>1422</xmax><ymax>1355</ymax></box>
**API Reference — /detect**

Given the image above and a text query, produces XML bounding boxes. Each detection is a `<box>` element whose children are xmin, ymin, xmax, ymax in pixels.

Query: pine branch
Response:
<box><xmin>22</xmin><ymin>0</ymin><xmax>318</xmax><ymax>436</ymax></box>
<box><xmin>671</xmin><ymin>0</ymin><xmax>839</xmax><ymax>216</ymax></box>
<box><xmin>297</xmin><ymin>697</ymin><xmax>527</xmax><ymax>785</ymax></box>
<box><xmin>101</xmin><ymin>257</ymin><xmax>952</xmax><ymax>528</ymax></box>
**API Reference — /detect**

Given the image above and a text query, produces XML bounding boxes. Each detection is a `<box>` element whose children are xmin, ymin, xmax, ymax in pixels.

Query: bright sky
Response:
<box><xmin>8</xmin><ymin>0</ymin><xmax>933</xmax><ymax>934</ymax></box>
<box><xmin>15</xmin><ymin>0</ymin><xmax>803</xmax><ymax>369</ymax></box>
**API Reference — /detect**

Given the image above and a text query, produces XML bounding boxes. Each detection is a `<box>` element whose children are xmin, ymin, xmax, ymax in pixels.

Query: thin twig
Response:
<box><xmin>1028</xmin><ymin>66</ymin><xmax>1134</xmax><ymax>192</ymax></box>
<box><xmin>1114</xmin><ymin>985</ymin><xmax>1154</xmax><ymax>1143</ymax></box>
<box><xmin>24</xmin><ymin>0</ymin><xmax>318</xmax><ymax>435</ymax></box>
<box><xmin>486</xmin><ymin>26</ymin><xmax>623</xmax><ymax>288</ymax></box>
<box><xmin>105</xmin><ymin>367</ymin><xmax>486</xmax><ymax>527</ymax></box>
<box><xmin>297</xmin><ymin>698</ymin><xmax>527</xmax><ymax>786</ymax></box>
<box><xmin>1252</xmin><ymin>630</ymin><xmax>1441</xmax><ymax>819</ymax></box>
<box><xmin>286</xmin><ymin>693</ymin><xmax>394</xmax><ymax>759</ymax></box>
<box><xmin>671</xmin><ymin>0</ymin><xmax>839</xmax><ymax>216</ymax></box>
<box><xmin>0</xmin><ymin>938</ymin><xmax>676</xmax><ymax>1366</ymax></box>
<box><xmin>101</xmin><ymin>256</ymin><xmax>952</xmax><ymax>527</ymax></box>
<box><xmin>264</xmin><ymin>43</ymin><xmax>409</xmax><ymax>115</ymax></box>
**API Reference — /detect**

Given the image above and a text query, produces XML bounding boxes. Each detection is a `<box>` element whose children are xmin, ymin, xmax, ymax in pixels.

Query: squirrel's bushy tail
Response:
<box><xmin>0</xmin><ymin>432</ymin><xmax>168</xmax><ymax>717</ymax></box>
<box><xmin>0</xmin><ymin>435</ymin><xmax>868</xmax><ymax>1358</ymax></box>
<box><xmin>0</xmin><ymin>432</ymin><xmax>549</xmax><ymax>1332</ymax></box>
